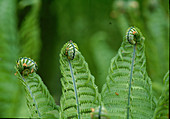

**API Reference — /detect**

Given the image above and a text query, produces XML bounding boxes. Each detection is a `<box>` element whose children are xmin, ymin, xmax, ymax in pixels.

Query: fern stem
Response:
<box><xmin>98</xmin><ymin>105</ymin><xmax>102</xmax><ymax>119</ymax></box>
<box><xmin>127</xmin><ymin>44</ymin><xmax>136</xmax><ymax>119</ymax></box>
<box><xmin>68</xmin><ymin>60</ymin><xmax>80</xmax><ymax>119</ymax></box>
<box><xmin>22</xmin><ymin>77</ymin><xmax>41</xmax><ymax>117</ymax></box>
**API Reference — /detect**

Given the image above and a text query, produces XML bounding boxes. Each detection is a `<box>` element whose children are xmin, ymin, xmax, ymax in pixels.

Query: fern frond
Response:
<box><xmin>18</xmin><ymin>0</ymin><xmax>41</xmax><ymax>61</ymax></box>
<box><xmin>0</xmin><ymin>0</ymin><xmax>21</xmax><ymax>117</ymax></box>
<box><xmin>144</xmin><ymin>0</ymin><xmax>169</xmax><ymax>94</ymax></box>
<box><xmin>101</xmin><ymin>26</ymin><xmax>156</xmax><ymax>118</ymax></box>
<box><xmin>15</xmin><ymin>57</ymin><xmax>60</xmax><ymax>118</ymax></box>
<box><xmin>60</xmin><ymin>41</ymin><xmax>100</xmax><ymax>119</ymax></box>
<box><xmin>153</xmin><ymin>71</ymin><xmax>169</xmax><ymax>119</ymax></box>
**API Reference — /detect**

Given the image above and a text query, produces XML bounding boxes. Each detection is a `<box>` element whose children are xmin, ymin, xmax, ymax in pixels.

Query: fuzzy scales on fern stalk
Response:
<box><xmin>15</xmin><ymin>26</ymin><xmax>169</xmax><ymax>119</ymax></box>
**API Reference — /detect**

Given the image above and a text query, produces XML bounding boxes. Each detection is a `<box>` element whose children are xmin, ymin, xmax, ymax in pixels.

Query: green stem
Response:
<box><xmin>127</xmin><ymin>44</ymin><xmax>136</xmax><ymax>119</ymax></box>
<box><xmin>98</xmin><ymin>105</ymin><xmax>102</xmax><ymax>119</ymax></box>
<box><xmin>68</xmin><ymin>60</ymin><xmax>80</xmax><ymax>119</ymax></box>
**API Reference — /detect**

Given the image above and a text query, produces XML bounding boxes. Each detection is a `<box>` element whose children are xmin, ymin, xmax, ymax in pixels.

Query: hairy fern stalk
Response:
<box><xmin>59</xmin><ymin>41</ymin><xmax>100</xmax><ymax>119</ymax></box>
<box><xmin>15</xmin><ymin>57</ymin><xmax>59</xmax><ymax>118</ymax></box>
<box><xmin>101</xmin><ymin>26</ymin><xmax>156</xmax><ymax>118</ymax></box>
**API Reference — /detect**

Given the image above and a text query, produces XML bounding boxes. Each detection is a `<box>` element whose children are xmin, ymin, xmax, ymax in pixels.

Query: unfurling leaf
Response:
<box><xmin>60</xmin><ymin>41</ymin><xmax>100</xmax><ymax>119</ymax></box>
<box><xmin>15</xmin><ymin>57</ymin><xmax>60</xmax><ymax>118</ymax></box>
<box><xmin>101</xmin><ymin>26</ymin><xmax>156</xmax><ymax>118</ymax></box>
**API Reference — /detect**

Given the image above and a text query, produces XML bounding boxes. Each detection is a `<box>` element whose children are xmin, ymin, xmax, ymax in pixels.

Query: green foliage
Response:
<box><xmin>0</xmin><ymin>0</ymin><xmax>169</xmax><ymax>118</ymax></box>
<box><xmin>18</xmin><ymin>0</ymin><xmax>41</xmax><ymax>61</ymax></box>
<box><xmin>153</xmin><ymin>71</ymin><xmax>169</xmax><ymax>119</ymax></box>
<box><xmin>101</xmin><ymin>26</ymin><xmax>156</xmax><ymax>118</ymax></box>
<box><xmin>15</xmin><ymin>58</ymin><xmax>59</xmax><ymax>118</ymax></box>
<box><xmin>59</xmin><ymin>41</ymin><xmax>100</xmax><ymax>118</ymax></box>
<box><xmin>143</xmin><ymin>0</ymin><xmax>169</xmax><ymax>97</ymax></box>
<box><xmin>0</xmin><ymin>0</ymin><xmax>20</xmax><ymax>117</ymax></box>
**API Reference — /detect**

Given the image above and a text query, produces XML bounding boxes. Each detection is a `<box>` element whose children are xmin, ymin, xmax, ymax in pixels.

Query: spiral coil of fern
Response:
<box><xmin>126</xmin><ymin>26</ymin><xmax>143</xmax><ymax>45</ymax></box>
<box><xmin>16</xmin><ymin>57</ymin><xmax>38</xmax><ymax>76</ymax></box>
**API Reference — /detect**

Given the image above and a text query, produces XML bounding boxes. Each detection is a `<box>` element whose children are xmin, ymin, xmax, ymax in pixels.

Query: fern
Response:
<box><xmin>59</xmin><ymin>41</ymin><xmax>100</xmax><ymax>119</ymax></box>
<box><xmin>101</xmin><ymin>26</ymin><xmax>156</xmax><ymax>118</ymax></box>
<box><xmin>153</xmin><ymin>71</ymin><xmax>169</xmax><ymax>119</ymax></box>
<box><xmin>0</xmin><ymin>0</ymin><xmax>21</xmax><ymax>117</ymax></box>
<box><xmin>15</xmin><ymin>57</ymin><xmax>60</xmax><ymax>118</ymax></box>
<box><xmin>18</xmin><ymin>0</ymin><xmax>41</xmax><ymax>61</ymax></box>
<box><xmin>143</xmin><ymin>0</ymin><xmax>169</xmax><ymax>95</ymax></box>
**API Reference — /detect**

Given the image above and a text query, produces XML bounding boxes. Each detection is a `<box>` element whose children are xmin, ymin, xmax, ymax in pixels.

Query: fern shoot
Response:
<box><xmin>153</xmin><ymin>71</ymin><xmax>169</xmax><ymax>119</ymax></box>
<box><xmin>15</xmin><ymin>57</ymin><xmax>60</xmax><ymax>118</ymax></box>
<box><xmin>60</xmin><ymin>41</ymin><xmax>100</xmax><ymax>119</ymax></box>
<box><xmin>101</xmin><ymin>26</ymin><xmax>156</xmax><ymax>118</ymax></box>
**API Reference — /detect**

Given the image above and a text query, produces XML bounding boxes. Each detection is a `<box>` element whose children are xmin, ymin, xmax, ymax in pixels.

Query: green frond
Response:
<box><xmin>15</xmin><ymin>58</ymin><xmax>60</xmax><ymax>118</ymax></box>
<box><xmin>60</xmin><ymin>41</ymin><xmax>100</xmax><ymax>119</ymax></box>
<box><xmin>101</xmin><ymin>26</ymin><xmax>156</xmax><ymax>118</ymax></box>
<box><xmin>18</xmin><ymin>0</ymin><xmax>41</xmax><ymax>61</ymax></box>
<box><xmin>144</xmin><ymin>0</ymin><xmax>169</xmax><ymax>96</ymax></box>
<box><xmin>0</xmin><ymin>0</ymin><xmax>21</xmax><ymax>117</ymax></box>
<box><xmin>153</xmin><ymin>71</ymin><xmax>169</xmax><ymax>119</ymax></box>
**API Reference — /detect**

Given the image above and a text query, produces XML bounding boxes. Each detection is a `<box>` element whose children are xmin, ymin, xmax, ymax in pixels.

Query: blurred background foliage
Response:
<box><xmin>0</xmin><ymin>0</ymin><xmax>169</xmax><ymax>117</ymax></box>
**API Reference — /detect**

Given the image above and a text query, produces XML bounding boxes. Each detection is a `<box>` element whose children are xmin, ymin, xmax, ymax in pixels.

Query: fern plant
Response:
<box><xmin>14</xmin><ymin>27</ymin><xmax>169</xmax><ymax>119</ymax></box>
<box><xmin>59</xmin><ymin>41</ymin><xmax>100</xmax><ymax>119</ymax></box>
<box><xmin>101</xmin><ymin>26</ymin><xmax>156</xmax><ymax>118</ymax></box>
<box><xmin>15</xmin><ymin>57</ymin><xmax>59</xmax><ymax>118</ymax></box>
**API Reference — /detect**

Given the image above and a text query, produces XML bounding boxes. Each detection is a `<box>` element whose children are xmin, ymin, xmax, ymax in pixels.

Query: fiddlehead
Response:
<box><xmin>126</xmin><ymin>26</ymin><xmax>143</xmax><ymax>45</ymax></box>
<box><xmin>16</xmin><ymin>57</ymin><xmax>38</xmax><ymax>76</ymax></box>
<box><xmin>65</xmin><ymin>40</ymin><xmax>78</xmax><ymax>60</ymax></box>
<box><xmin>101</xmin><ymin>26</ymin><xmax>156</xmax><ymax>119</ymax></box>
<box><xmin>15</xmin><ymin>57</ymin><xmax>60</xmax><ymax>118</ymax></box>
<box><xmin>60</xmin><ymin>41</ymin><xmax>100</xmax><ymax>119</ymax></box>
